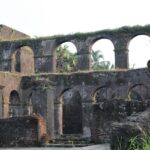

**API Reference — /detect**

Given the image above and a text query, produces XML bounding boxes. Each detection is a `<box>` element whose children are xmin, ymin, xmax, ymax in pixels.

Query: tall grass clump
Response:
<box><xmin>116</xmin><ymin>128</ymin><xmax>150</xmax><ymax>150</ymax></box>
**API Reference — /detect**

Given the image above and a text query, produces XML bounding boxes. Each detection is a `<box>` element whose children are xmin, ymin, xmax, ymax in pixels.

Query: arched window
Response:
<box><xmin>59</xmin><ymin>89</ymin><xmax>82</xmax><ymax>134</ymax></box>
<box><xmin>128</xmin><ymin>84</ymin><xmax>148</xmax><ymax>101</ymax></box>
<box><xmin>128</xmin><ymin>35</ymin><xmax>150</xmax><ymax>69</ymax></box>
<box><xmin>93</xmin><ymin>86</ymin><xmax>113</xmax><ymax>103</ymax></box>
<box><xmin>56</xmin><ymin>42</ymin><xmax>77</xmax><ymax>73</ymax></box>
<box><xmin>12</xmin><ymin>46</ymin><xmax>34</xmax><ymax>74</ymax></box>
<box><xmin>9</xmin><ymin>90</ymin><xmax>21</xmax><ymax>117</ymax></box>
<box><xmin>91</xmin><ymin>39</ymin><xmax>115</xmax><ymax>70</ymax></box>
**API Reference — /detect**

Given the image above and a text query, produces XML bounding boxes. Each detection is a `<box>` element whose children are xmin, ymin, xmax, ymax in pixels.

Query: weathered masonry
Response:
<box><xmin>1</xmin><ymin>25</ymin><xmax>150</xmax><ymax>73</ymax></box>
<box><xmin>0</xmin><ymin>25</ymin><xmax>150</xmax><ymax>146</ymax></box>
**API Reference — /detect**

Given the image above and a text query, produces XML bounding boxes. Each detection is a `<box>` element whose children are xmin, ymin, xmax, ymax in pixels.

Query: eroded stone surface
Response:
<box><xmin>111</xmin><ymin>108</ymin><xmax>150</xmax><ymax>150</ymax></box>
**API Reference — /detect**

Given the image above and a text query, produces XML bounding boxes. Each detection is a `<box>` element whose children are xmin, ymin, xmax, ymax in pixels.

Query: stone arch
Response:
<box><xmin>55</xmin><ymin>42</ymin><xmax>78</xmax><ymax>72</ymax></box>
<box><xmin>128</xmin><ymin>34</ymin><xmax>150</xmax><ymax>69</ymax></box>
<box><xmin>89</xmin><ymin>38</ymin><xmax>115</xmax><ymax>70</ymax></box>
<box><xmin>59</xmin><ymin>88</ymin><xmax>83</xmax><ymax>134</ymax></box>
<box><xmin>58</xmin><ymin>88</ymin><xmax>71</xmax><ymax>101</ymax></box>
<box><xmin>128</xmin><ymin>84</ymin><xmax>148</xmax><ymax>101</ymax></box>
<box><xmin>92</xmin><ymin>86</ymin><xmax>113</xmax><ymax>103</ymax></box>
<box><xmin>11</xmin><ymin>46</ymin><xmax>34</xmax><ymax>74</ymax></box>
<box><xmin>9</xmin><ymin>90</ymin><xmax>21</xmax><ymax>117</ymax></box>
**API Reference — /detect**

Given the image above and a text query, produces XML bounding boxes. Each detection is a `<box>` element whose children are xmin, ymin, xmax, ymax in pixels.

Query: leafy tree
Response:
<box><xmin>56</xmin><ymin>45</ymin><xmax>114</xmax><ymax>72</ymax></box>
<box><xmin>56</xmin><ymin>45</ymin><xmax>77</xmax><ymax>72</ymax></box>
<box><xmin>91</xmin><ymin>50</ymin><xmax>114</xmax><ymax>70</ymax></box>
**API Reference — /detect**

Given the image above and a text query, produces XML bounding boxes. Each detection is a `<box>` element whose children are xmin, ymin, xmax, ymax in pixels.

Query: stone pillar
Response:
<box><xmin>32</xmin><ymin>89</ymin><xmax>47</xmax><ymax>119</ymax></box>
<box><xmin>54</xmin><ymin>102</ymin><xmax>63</xmax><ymax>139</ymax></box>
<box><xmin>47</xmin><ymin>88</ymin><xmax>55</xmax><ymax>139</ymax></box>
<box><xmin>34</xmin><ymin>54</ymin><xmax>56</xmax><ymax>73</ymax></box>
<box><xmin>77</xmin><ymin>52</ymin><xmax>91</xmax><ymax>70</ymax></box>
<box><xmin>114</xmin><ymin>37</ymin><xmax>129</xmax><ymax>69</ymax></box>
<box><xmin>115</xmin><ymin>49</ymin><xmax>129</xmax><ymax>69</ymax></box>
<box><xmin>34</xmin><ymin>39</ymin><xmax>57</xmax><ymax>73</ymax></box>
<box><xmin>0</xmin><ymin>88</ymin><xmax>3</xmax><ymax>118</ymax></box>
<box><xmin>74</xmin><ymin>40</ymin><xmax>91</xmax><ymax>71</ymax></box>
<box><xmin>82</xmin><ymin>99</ymin><xmax>93</xmax><ymax>140</ymax></box>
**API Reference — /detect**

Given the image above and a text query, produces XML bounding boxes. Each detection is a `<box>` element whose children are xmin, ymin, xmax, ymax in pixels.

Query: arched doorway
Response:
<box><xmin>9</xmin><ymin>90</ymin><xmax>21</xmax><ymax>117</ymax></box>
<box><xmin>60</xmin><ymin>89</ymin><xmax>82</xmax><ymax>134</ymax></box>
<box><xmin>93</xmin><ymin>86</ymin><xmax>113</xmax><ymax>103</ymax></box>
<box><xmin>128</xmin><ymin>84</ymin><xmax>148</xmax><ymax>101</ymax></box>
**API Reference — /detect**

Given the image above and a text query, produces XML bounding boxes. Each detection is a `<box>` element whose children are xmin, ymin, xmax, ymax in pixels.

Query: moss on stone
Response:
<box><xmin>1</xmin><ymin>24</ymin><xmax>150</xmax><ymax>43</ymax></box>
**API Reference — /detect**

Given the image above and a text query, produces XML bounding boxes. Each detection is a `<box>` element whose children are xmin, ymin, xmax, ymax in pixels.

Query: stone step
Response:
<box><xmin>52</xmin><ymin>139</ymin><xmax>91</xmax><ymax>144</ymax></box>
<box><xmin>42</xmin><ymin>143</ymin><xmax>93</xmax><ymax>147</ymax></box>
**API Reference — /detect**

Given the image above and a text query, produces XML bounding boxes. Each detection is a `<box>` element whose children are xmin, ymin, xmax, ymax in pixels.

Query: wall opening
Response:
<box><xmin>9</xmin><ymin>90</ymin><xmax>21</xmax><ymax>117</ymax></box>
<box><xmin>128</xmin><ymin>35</ymin><xmax>150</xmax><ymax>69</ymax></box>
<box><xmin>56</xmin><ymin>42</ymin><xmax>77</xmax><ymax>73</ymax></box>
<box><xmin>60</xmin><ymin>89</ymin><xmax>82</xmax><ymax>134</ymax></box>
<box><xmin>11</xmin><ymin>46</ymin><xmax>34</xmax><ymax>74</ymax></box>
<box><xmin>91</xmin><ymin>39</ymin><xmax>115</xmax><ymax>70</ymax></box>
<box><xmin>93</xmin><ymin>86</ymin><xmax>112</xmax><ymax>103</ymax></box>
<box><xmin>128</xmin><ymin>84</ymin><xmax>148</xmax><ymax>101</ymax></box>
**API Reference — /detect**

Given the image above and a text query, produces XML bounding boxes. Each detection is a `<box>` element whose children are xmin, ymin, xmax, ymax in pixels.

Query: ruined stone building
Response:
<box><xmin>0</xmin><ymin>24</ymin><xmax>150</xmax><ymax>148</ymax></box>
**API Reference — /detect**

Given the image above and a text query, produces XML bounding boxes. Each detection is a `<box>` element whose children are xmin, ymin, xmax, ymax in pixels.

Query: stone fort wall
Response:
<box><xmin>0</xmin><ymin>25</ymin><xmax>150</xmax><ymax>145</ymax></box>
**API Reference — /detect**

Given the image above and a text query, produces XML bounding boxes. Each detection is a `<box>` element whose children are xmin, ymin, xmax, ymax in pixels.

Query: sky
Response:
<box><xmin>1</xmin><ymin>0</ymin><xmax>150</xmax><ymax>68</ymax></box>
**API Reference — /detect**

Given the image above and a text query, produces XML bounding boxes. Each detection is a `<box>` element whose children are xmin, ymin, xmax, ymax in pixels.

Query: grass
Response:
<box><xmin>143</xmin><ymin>145</ymin><xmax>150</xmax><ymax>150</ymax></box>
<box><xmin>117</xmin><ymin>129</ymin><xmax>150</xmax><ymax>150</ymax></box>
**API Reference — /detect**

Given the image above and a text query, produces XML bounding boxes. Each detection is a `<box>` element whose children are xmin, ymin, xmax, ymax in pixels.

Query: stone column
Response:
<box><xmin>54</xmin><ymin>102</ymin><xmax>63</xmax><ymax>139</ymax></box>
<box><xmin>34</xmin><ymin>39</ymin><xmax>57</xmax><ymax>73</ymax></box>
<box><xmin>115</xmin><ymin>49</ymin><xmax>129</xmax><ymax>69</ymax></box>
<box><xmin>82</xmin><ymin>99</ymin><xmax>93</xmax><ymax>140</ymax></box>
<box><xmin>74</xmin><ymin>40</ymin><xmax>91</xmax><ymax>71</ymax></box>
<box><xmin>114</xmin><ymin>37</ymin><xmax>129</xmax><ymax>69</ymax></box>
<box><xmin>34</xmin><ymin>54</ymin><xmax>55</xmax><ymax>73</ymax></box>
<box><xmin>77</xmin><ymin>52</ymin><xmax>91</xmax><ymax>70</ymax></box>
<box><xmin>47</xmin><ymin>88</ymin><xmax>55</xmax><ymax>139</ymax></box>
<box><xmin>1</xmin><ymin>86</ymin><xmax>7</xmax><ymax>118</ymax></box>
<box><xmin>0</xmin><ymin>88</ymin><xmax>3</xmax><ymax>118</ymax></box>
<box><xmin>32</xmin><ymin>88</ymin><xmax>48</xmax><ymax>119</ymax></box>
